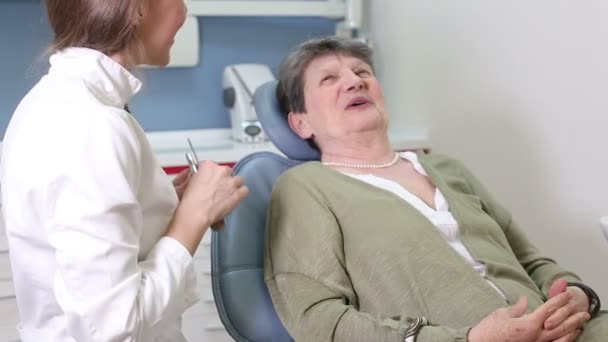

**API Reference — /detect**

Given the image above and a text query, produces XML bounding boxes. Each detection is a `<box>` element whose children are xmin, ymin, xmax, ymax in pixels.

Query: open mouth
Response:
<box><xmin>346</xmin><ymin>96</ymin><xmax>371</xmax><ymax>110</ymax></box>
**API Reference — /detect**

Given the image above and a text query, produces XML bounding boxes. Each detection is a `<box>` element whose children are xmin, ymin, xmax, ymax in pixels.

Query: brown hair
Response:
<box><xmin>44</xmin><ymin>0</ymin><xmax>144</xmax><ymax>56</ymax></box>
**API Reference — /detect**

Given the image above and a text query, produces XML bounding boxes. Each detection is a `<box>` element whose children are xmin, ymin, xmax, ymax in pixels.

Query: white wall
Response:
<box><xmin>365</xmin><ymin>0</ymin><xmax>608</xmax><ymax>303</ymax></box>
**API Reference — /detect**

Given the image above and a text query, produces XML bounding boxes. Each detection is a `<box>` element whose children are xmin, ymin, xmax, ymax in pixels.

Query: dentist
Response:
<box><xmin>0</xmin><ymin>0</ymin><xmax>248</xmax><ymax>341</ymax></box>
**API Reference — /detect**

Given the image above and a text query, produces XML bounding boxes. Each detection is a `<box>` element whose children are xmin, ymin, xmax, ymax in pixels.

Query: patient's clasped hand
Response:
<box><xmin>263</xmin><ymin>37</ymin><xmax>607</xmax><ymax>342</ymax></box>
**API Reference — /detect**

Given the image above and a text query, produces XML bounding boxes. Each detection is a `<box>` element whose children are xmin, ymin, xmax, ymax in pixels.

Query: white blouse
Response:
<box><xmin>0</xmin><ymin>48</ymin><xmax>199</xmax><ymax>341</ymax></box>
<box><xmin>345</xmin><ymin>152</ymin><xmax>505</xmax><ymax>298</ymax></box>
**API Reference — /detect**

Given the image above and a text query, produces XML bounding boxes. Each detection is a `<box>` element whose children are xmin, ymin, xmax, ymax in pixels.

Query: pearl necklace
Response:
<box><xmin>321</xmin><ymin>152</ymin><xmax>400</xmax><ymax>169</ymax></box>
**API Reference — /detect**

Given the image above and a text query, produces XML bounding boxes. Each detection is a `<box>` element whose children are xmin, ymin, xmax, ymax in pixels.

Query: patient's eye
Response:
<box><xmin>355</xmin><ymin>69</ymin><xmax>371</xmax><ymax>77</ymax></box>
<box><xmin>320</xmin><ymin>74</ymin><xmax>335</xmax><ymax>85</ymax></box>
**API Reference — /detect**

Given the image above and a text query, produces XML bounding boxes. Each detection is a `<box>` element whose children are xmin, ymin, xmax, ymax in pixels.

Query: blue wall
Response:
<box><xmin>0</xmin><ymin>1</ymin><xmax>336</xmax><ymax>138</ymax></box>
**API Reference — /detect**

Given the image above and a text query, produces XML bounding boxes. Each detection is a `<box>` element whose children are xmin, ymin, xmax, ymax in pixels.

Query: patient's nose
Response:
<box><xmin>343</xmin><ymin>71</ymin><xmax>365</xmax><ymax>92</ymax></box>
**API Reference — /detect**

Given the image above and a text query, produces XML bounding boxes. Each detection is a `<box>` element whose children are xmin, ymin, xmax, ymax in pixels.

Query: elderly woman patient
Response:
<box><xmin>263</xmin><ymin>37</ymin><xmax>607</xmax><ymax>342</ymax></box>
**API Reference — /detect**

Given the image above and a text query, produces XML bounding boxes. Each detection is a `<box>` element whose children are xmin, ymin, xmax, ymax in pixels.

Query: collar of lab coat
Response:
<box><xmin>48</xmin><ymin>47</ymin><xmax>142</xmax><ymax>110</ymax></box>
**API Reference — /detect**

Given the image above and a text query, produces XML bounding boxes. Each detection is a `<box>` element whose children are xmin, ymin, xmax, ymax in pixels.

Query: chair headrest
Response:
<box><xmin>254</xmin><ymin>80</ymin><xmax>321</xmax><ymax>161</ymax></box>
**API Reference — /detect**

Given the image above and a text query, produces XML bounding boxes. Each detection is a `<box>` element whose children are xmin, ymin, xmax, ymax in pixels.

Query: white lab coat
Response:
<box><xmin>0</xmin><ymin>48</ymin><xmax>200</xmax><ymax>341</ymax></box>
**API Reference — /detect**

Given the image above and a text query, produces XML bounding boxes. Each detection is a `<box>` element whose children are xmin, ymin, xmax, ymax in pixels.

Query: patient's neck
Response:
<box><xmin>320</xmin><ymin>133</ymin><xmax>394</xmax><ymax>166</ymax></box>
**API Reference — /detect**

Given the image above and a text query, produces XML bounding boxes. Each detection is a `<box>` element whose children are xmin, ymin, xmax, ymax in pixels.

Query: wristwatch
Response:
<box><xmin>567</xmin><ymin>282</ymin><xmax>601</xmax><ymax>318</ymax></box>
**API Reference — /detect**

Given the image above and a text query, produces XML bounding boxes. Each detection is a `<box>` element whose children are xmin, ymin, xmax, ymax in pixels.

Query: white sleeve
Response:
<box><xmin>43</xmin><ymin>112</ymin><xmax>199</xmax><ymax>341</ymax></box>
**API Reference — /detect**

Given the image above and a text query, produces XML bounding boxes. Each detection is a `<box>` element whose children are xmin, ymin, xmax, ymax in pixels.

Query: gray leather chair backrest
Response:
<box><xmin>211</xmin><ymin>80</ymin><xmax>319</xmax><ymax>341</ymax></box>
<box><xmin>211</xmin><ymin>152</ymin><xmax>301</xmax><ymax>341</ymax></box>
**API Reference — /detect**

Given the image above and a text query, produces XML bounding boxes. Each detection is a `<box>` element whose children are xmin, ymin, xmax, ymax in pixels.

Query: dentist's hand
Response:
<box><xmin>172</xmin><ymin>168</ymin><xmax>191</xmax><ymax>200</ymax></box>
<box><xmin>186</xmin><ymin>160</ymin><xmax>249</xmax><ymax>229</ymax></box>
<box><xmin>167</xmin><ymin>160</ymin><xmax>249</xmax><ymax>255</ymax></box>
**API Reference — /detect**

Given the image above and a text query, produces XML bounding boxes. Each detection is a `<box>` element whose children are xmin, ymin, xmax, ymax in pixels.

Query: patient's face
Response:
<box><xmin>289</xmin><ymin>53</ymin><xmax>387</xmax><ymax>150</ymax></box>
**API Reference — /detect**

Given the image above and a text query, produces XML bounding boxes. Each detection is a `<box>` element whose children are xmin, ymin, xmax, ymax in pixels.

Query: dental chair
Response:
<box><xmin>210</xmin><ymin>80</ymin><xmax>319</xmax><ymax>342</ymax></box>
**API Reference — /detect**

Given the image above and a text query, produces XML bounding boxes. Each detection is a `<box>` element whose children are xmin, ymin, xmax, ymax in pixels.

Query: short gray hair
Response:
<box><xmin>276</xmin><ymin>36</ymin><xmax>374</xmax><ymax>116</ymax></box>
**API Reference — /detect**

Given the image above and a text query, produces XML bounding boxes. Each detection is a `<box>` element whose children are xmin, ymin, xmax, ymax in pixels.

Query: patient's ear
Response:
<box><xmin>287</xmin><ymin>112</ymin><xmax>313</xmax><ymax>139</ymax></box>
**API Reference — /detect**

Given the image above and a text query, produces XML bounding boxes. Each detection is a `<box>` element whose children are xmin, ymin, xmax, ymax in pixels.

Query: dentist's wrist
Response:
<box><xmin>166</xmin><ymin>208</ymin><xmax>210</xmax><ymax>256</ymax></box>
